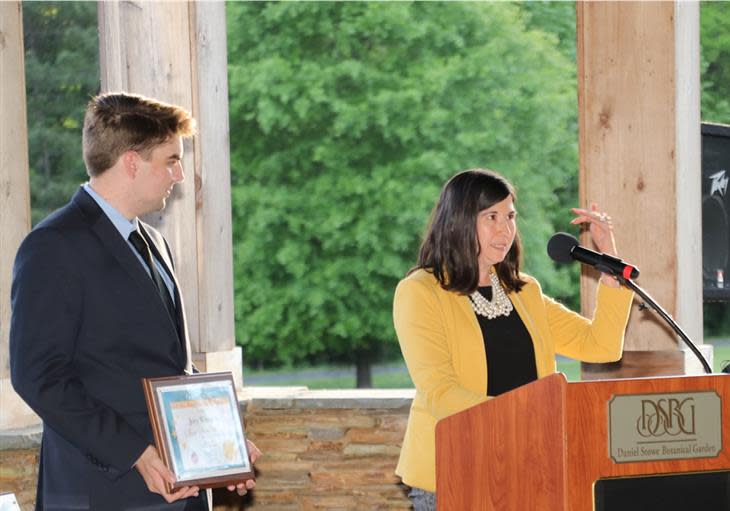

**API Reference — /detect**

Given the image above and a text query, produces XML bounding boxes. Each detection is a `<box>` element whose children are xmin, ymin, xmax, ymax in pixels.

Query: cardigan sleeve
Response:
<box><xmin>543</xmin><ymin>281</ymin><xmax>634</xmax><ymax>362</ymax></box>
<box><xmin>394</xmin><ymin>277</ymin><xmax>489</xmax><ymax>420</ymax></box>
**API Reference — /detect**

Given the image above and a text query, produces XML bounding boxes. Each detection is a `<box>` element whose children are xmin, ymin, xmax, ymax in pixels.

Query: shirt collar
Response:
<box><xmin>82</xmin><ymin>183</ymin><xmax>139</xmax><ymax>240</ymax></box>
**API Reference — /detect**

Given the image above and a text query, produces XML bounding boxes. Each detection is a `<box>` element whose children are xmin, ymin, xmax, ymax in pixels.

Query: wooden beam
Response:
<box><xmin>674</xmin><ymin>1</ymin><xmax>703</xmax><ymax>351</ymax></box>
<box><xmin>189</xmin><ymin>3</ymin><xmax>236</xmax><ymax>354</ymax></box>
<box><xmin>98</xmin><ymin>2</ymin><xmax>240</xmax><ymax>383</ymax></box>
<box><xmin>0</xmin><ymin>1</ymin><xmax>37</xmax><ymax>428</ymax></box>
<box><xmin>577</xmin><ymin>2</ymin><xmax>705</xmax><ymax>376</ymax></box>
<box><xmin>99</xmin><ymin>1</ymin><xmax>201</xmax><ymax>348</ymax></box>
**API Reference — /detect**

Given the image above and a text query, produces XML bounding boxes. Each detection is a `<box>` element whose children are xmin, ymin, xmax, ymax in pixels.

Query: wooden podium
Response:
<box><xmin>435</xmin><ymin>373</ymin><xmax>730</xmax><ymax>510</ymax></box>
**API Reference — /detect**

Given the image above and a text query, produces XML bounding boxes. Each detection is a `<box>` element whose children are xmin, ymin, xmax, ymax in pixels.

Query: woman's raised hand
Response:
<box><xmin>570</xmin><ymin>202</ymin><xmax>617</xmax><ymax>256</ymax></box>
<box><xmin>570</xmin><ymin>203</ymin><xmax>620</xmax><ymax>287</ymax></box>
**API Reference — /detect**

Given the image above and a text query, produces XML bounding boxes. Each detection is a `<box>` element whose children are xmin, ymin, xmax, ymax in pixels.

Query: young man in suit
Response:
<box><xmin>10</xmin><ymin>92</ymin><xmax>259</xmax><ymax>510</ymax></box>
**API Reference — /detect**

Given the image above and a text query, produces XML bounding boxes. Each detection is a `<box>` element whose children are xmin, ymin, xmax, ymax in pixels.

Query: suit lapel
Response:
<box><xmin>71</xmin><ymin>188</ymin><xmax>186</xmax><ymax>367</ymax></box>
<box><xmin>138</xmin><ymin>224</ymin><xmax>193</xmax><ymax>372</ymax></box>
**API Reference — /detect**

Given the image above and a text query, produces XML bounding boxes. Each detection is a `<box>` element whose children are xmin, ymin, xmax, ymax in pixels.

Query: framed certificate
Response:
<box><xmin>141</xmin><ymin>372</ymin><xmax>254</xmax><ymax>490</ymax></box>
<box><xmin>0</xmin><ymin>492</ymin><xmax>21</xmax><ymax>511</ymax></box>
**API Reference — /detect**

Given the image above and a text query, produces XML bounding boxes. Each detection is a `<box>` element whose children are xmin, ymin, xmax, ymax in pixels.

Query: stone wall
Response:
<box><xmin>0</xmin><ymin>388</ymin><xmax>415</xmax><ymax>510</ymax></box>
<box><xmin>0</xmin><ymin>426</ymin><xmax>41</xmax><ymax>510</ymax></box>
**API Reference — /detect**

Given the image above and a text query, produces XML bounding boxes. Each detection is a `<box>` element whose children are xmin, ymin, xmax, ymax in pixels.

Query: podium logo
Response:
<box><xmin>609</xmin><ymin>391</ymin><xmax>721</xmax><ymax>463</ymax></box>
<box><xmin>636</xmin><ymin>397</ymin><xmax>696</xmax><ymax>438</ymax></box>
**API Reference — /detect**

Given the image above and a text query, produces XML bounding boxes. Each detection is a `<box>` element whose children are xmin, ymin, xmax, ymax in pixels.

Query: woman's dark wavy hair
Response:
<box><xmin>413</xmin><ymin>168</ymin><xmax>527</xmax><ymax>294</ymax></box>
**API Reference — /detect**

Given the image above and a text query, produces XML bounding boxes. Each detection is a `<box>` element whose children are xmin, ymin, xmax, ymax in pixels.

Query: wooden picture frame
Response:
<box><xmin>141</xmin><ymin>372</ymin><xmax>254</xmax><ymax>490</ymax></box>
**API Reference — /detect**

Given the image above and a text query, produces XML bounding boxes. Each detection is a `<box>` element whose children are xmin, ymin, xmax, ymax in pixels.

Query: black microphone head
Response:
<box><xmin>547</xmin><ymin>232</ymin><xmax>580</xmax><ymax>264</ymax></box>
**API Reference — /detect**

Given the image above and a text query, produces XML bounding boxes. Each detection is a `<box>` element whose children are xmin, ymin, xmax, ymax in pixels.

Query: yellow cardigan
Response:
<box><xmin>393</xmin><ymin>269</ymin><xmax>634</xmax><ymax>492</ymax></box>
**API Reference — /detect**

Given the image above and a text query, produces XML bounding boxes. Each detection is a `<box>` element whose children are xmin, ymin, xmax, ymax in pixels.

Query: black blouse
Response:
<box><xmin>474</xmin><ymin>286</ymin><xmax>538</xmax><ymax>397</ymax></box>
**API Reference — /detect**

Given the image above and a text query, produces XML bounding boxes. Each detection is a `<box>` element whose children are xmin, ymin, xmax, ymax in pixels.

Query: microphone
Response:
<box><xmin>547</xmin><ymin>232</ymin><xmax>640</xmax><ymax>280</ymax></box>
<box><xmin>547</xmin><ymin>233</ymin><xmax>711</xmax><ymax>373</ymax></box>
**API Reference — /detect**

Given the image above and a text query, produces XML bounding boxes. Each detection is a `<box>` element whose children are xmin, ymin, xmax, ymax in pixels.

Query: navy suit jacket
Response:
<box><xmin>10</xmin><ymin>187</ymin><xmax>207</xmax><ymax>511</ymax></box>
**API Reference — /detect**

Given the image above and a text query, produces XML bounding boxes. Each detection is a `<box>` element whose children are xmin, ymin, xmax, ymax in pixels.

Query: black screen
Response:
<box><xmin>702</xmin><ymin>122</ymin><xmax>730</xmax><ymax>301</ymax></box>
<box><xmin>595</xmin><ymin>471</ymin><xmax>730</xmax><ymax>511</ymax></box>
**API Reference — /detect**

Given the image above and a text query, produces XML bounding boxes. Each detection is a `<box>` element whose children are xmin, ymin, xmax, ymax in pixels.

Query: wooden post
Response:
<box><xmin>98</xmin><ymin>1</ymin><xmax>242</xmax><ymax>387</ymax></box>
<box><xmin>577</xmin><ymin>2</ymin><xmax>708</xmax><ymax>377</ymax></box>
<box><xmin>0</xmin><ymin>1</ymin><xmax>38</xmax><ymax>428</ymax></box>
<box><xmin>188</xmin><ymin>4</ymin><xmax>237</xmax><ymax>360</ymax></box>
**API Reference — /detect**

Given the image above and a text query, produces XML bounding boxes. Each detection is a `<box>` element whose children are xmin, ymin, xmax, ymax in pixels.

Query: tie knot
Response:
<box><xmin>128</xmin><ymin>229</ymin><xmax>148</xmax><ymax>252</ymax></box>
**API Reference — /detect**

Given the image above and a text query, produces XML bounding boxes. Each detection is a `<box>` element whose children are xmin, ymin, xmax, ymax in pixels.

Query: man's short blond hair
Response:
<box><xmin>82</xmin><ymin>92</ymin><xmax>196</xmax><ymax>177</ymax></box>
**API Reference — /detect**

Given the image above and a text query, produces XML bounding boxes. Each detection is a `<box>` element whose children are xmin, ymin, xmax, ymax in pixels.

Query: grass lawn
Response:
<box><xmin>244</xmin><ymin>362</ymin><xmax>414</xmax><ymax>389</ymax></box>
<box><xmin>708</xmin><ymin>338</ymin><xmax>730</xmax><ymax>372</ymax></box>
<box><xmin>244</xmin><ymin>340</ymin><xmax>730</xmax><ymax>389</ymax></box>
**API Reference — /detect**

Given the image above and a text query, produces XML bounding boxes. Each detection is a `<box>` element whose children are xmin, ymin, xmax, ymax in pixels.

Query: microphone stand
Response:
<box><xmin>618</xmin><ymin>277</ymin><xmax>712</xmax><ymax>374</ymax></box>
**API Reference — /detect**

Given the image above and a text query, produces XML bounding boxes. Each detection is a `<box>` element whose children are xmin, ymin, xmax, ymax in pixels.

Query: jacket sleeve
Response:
<box><xmin>393</xmin><ymin>278</ymin><xmax>489</xmax><ymax>420</ymax></box>
<box><xmin>9</xmin><ymin>228</ymin><xmax>148</xmax><ymax>480</ymax></box>
<box><xmin>543</xmin><ymin>281</ymin><xmax>634</xmax><ymax>362</ymax></box>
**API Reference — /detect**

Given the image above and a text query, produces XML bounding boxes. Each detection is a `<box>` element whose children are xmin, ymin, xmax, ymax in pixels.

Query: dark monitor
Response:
<box><xmin>595</xmin><ymin>470</ymin><xmax>730</xmax><ymax>511</ymax></box>
<box><xmin>702</xmin><ymin>122</ymin><xmax>730</xmax><ymax>301</ymax></box>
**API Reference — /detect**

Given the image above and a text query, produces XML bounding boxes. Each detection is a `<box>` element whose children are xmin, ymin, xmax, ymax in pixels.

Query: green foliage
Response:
<box><xmin>18</xmin><ymin>0</ymin><xmax>730</xmax><ymax>360</ymax></box>
<box><xmin>22</xmin><ymin>1</ymin><xmax>99</xmax><ymax>224</ymax></box>
<box><xmin>521</xmin><ymin>1</ymin><xmax>577</xmax><ymax>62</ymax></box>
<box><xmin>227</xmin><ymin>2</ymin><xmax>579</xmax><ymax>367</ymax></box>
<box><xmin>701</xmin><ymin>1</ymin><xmax>730</xmax><ymax>124</ymax></box>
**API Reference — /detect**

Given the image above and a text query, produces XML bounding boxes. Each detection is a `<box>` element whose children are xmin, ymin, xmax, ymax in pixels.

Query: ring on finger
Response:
<box><xmin>599</xmin><ymin>213</ymin><xmax>610</xmax><ymax>223</ymax></box>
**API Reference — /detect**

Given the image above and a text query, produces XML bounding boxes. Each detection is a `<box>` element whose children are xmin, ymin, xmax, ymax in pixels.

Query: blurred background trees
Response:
<box><xmin>21</xmin><ymin>1</ymin><xmax>730</xmax><ymax>386</ymax></box>
<box><xmin>226</xmin><ymin>2</ymin><xmax>578</xmax><ymax>385</ymax></box>
<box><xmin>700</xmin><ymin>2</ymin><xmax>730</xmax><ymax>125</ymax></box>
<box><xmin>22</xmin><ymin>2</ymin><xmax>99</xmax><ymax>225</ymax></box>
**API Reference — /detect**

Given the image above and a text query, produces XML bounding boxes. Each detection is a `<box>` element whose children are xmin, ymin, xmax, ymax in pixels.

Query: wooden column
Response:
<box><xmin>0</xmin><ymin>1</ymin><xmax>38</xmax><ymax>428</ymax></box>
<box><xmin>98</xmin><ymin>1</ymin><xmax>241</xmax><ymax>387</ymax></box>
<box><xmin>578</xmin><ymin>1</ymin><xmax>708</xmax><ymax>377</ymax></box>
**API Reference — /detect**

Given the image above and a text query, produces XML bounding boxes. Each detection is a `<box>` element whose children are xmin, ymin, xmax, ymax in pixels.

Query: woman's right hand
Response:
<box><xmin>570</xmin><ymin>202</ymin><xmax>620</xmax><ymax>287</ymax></box>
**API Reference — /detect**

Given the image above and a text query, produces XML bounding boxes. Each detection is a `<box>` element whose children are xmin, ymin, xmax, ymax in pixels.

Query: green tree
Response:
<box><xmin>520</xmin><ymin>1</ymin><xmax>576</xmax><ymax>62</ymax></box>
<box><xmin>23</xmin><ymin>1</ymin><xmax>99</xmax><ymax>224</ymax></box>
<box><xmin>701</xmin><ymin>1</ymin><xmax>730</xmax><ymax>337</ymax></box>
<box><xmin>518</xmin><ymin>1</ymin><xmax>581</xmax><ymax>307</ymax></box>
<box><xmin>227</xmin><ymin>2</ymin><xmax>578</xmax><ymax>385</ymax></box>
<box><xmin>701</xmin><ymin>1</ymin><xmax>730</xmax><ymax>124</ymax></box>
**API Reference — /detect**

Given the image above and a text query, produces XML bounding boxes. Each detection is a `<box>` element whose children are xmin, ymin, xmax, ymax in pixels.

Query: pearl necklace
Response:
<box><xmin>469</xmin><ymin>272</ymin><xmax>513</xmax><ymax>319</ymax></box>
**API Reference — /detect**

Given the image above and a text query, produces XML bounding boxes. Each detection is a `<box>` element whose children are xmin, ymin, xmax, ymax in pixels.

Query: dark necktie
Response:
<box><xmin>128</xmin><ymin>229</ymin><xmax>178</xmax><ymax>329</ymax></box>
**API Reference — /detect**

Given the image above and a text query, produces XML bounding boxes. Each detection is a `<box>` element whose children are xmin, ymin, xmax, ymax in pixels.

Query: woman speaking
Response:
<box><xmin>393</xmin><ymin>168</ymin><xmax>633</xmax><ymax>510</ymax></box>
